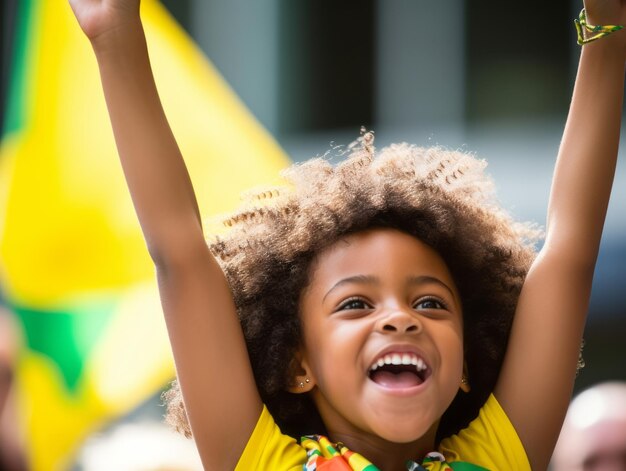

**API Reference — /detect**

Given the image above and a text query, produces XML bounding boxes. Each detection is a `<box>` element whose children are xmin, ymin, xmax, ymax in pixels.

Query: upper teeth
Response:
<box><xmin>369</xmin><ymin>353</ymin><xmax>427</xmax><ymax>372</ymax></box>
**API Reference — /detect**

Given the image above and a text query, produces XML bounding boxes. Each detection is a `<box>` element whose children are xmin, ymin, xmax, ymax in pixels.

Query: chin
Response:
<box><xmin>372</xmin><ymin>418</ymin><xmax>436</xmax><ymax>444</ymax></box>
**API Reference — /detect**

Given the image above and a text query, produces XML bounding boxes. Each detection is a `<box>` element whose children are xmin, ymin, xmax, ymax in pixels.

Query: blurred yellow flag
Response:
<box><xmin>0</xmin><ymin>0</ymin><xmax>289</xmax><ymax>469</ymax></box>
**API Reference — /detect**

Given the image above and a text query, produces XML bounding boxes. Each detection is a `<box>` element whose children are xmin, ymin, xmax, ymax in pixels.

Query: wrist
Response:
<box><xmin>90</xmin><ymin>16</ymin><xmax>145</xmax><ymax>56</ymax></box>
<box><xmin>584</xmin><ymin>9</ymin><xmax>621</xmax><ymax>27</ymax></box>
<box><xmin>586</xmin><ymin>25</ymin><xmax>626</xmax><ymax>54</ymax></box>
<box><xmin>580</xmin><ymin>33</ymin><xmax>626</xmax><ymax>69</ymax></box>
<box><xmin>575</xmin><ymin>8</ymin><xmax>626</xmax><ymax>54</ymax></box>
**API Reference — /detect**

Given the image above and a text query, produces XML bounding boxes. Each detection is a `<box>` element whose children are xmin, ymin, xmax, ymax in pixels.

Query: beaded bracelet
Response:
<box><xmin>575</xmin><ymin>8</ymin><xmax>623</xmax><ymax>45</ymax></box>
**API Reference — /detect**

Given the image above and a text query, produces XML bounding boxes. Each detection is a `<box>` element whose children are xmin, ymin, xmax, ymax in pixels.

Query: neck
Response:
<box><xmin>328</xmin><ymin>426</ymin><xmax>439</xmax><ymax>471</ymax></box>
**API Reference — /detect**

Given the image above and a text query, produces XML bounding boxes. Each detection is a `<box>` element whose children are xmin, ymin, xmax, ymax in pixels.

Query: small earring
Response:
<box><xmin>460</xmin><ymin>375</ymin><xmax>471</xmax><ymax>392</ymax></box>
<box><xmin>298</xmin><ymin>378</ymin><xmax>310</xmax><ymax>388</ymax></box>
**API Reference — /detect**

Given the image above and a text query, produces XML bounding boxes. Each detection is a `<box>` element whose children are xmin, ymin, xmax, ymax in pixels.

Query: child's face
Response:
<box><xmin>298</xmin><ymin>228</ymin><xmax>464</xmax><ymax>445</ymax></box>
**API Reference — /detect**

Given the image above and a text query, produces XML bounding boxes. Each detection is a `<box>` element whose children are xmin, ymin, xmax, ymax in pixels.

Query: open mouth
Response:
<box><xmin>368</xmin><ymin>353</ymin><xmax>430</xmax><ymax>389</ymax></box>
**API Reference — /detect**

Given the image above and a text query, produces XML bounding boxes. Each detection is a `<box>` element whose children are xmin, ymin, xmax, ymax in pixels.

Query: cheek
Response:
<box><xmin>300</xmin><ymin>319</ymin><xmax>341</xmax><ymax>381</ymax></box>
<box><xmin>304</xmin><ymin>320</ymin><xmax>370</xmax><ymax>384</ymax></box>
<box><xmin>433</xmin><ymin>321</ymin><xmax>464</xmax><ymax>373</ymax></box>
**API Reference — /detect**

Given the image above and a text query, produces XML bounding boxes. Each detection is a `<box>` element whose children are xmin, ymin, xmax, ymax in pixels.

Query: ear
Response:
<box><xmin>460</xmin><ymin>361</ymin><xmax>471</xmax><ymax>393</ymax></box>
<box><xmin>286</xmin><ymin>351</ymin><xmax>316</xmax><ymax>394</ymax></box>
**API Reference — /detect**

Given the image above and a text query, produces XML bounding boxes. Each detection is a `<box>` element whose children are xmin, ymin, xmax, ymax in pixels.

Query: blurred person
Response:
<box><xmin>552</xmin><ymin>382</ymin><xmax>626</xmax><ymax>471</ymax></box>
<box><xmin>75</xmin><ymin>420</ymin><xmax>203</xmax><ymax>471</ymax></box>
<box><xmin>0</xmin><ymin>307</ymin><xmax>27</xmax><ymax>471</ymax></box>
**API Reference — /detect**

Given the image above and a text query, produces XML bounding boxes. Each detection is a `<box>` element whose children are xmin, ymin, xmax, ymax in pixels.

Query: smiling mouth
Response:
<box><xmin>368</xmin><ymin>353</ymin><xmax>430</xmax><ymax>389</ymax></box>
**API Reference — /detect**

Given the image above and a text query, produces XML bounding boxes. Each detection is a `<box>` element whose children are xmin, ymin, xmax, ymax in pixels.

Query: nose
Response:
<box><xmin>376</xmin><ymin>309</ymin><xmax>421</xmax><ymax>334</ymax></box>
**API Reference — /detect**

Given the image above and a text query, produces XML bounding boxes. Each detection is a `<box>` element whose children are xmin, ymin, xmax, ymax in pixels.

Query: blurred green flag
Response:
<box><xmin>0</xmin><ymin>1</ymin><xmax>289</xmax><ymax>469</ymax></box>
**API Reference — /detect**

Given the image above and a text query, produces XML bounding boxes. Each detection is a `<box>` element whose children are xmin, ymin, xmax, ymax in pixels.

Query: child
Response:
<box><xmin>69</xmin><ymin>1</ymin><xmax>626</xmax><ymax>470</ymax></box>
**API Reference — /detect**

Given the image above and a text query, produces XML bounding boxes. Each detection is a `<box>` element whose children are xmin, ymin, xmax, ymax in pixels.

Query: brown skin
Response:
<box><xmin>69</xmin><ymin>1</ymin><xmax>261</xmax><ymax>469</ymax></box>
<box><xmin>495</xmin><ymin>6</ymin><xmax>626</xmax><ymax>469</ymax></box>
<box><xmin>293</xmin><ymin>229</ymin><xmax>463</xmax><ymax>470</ymax></box>
<box><xmin>69</xmin><ymin>0</ymin><xmax>625</xmax><ymax>469</ymax></box>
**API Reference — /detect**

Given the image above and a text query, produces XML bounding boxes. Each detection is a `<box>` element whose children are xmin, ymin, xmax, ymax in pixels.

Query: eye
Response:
<box><xmin>336</xmin><ymin>297</ymin><xmax>372</xmax><ymax>311</ymax></box>
<box><xmin>414</xmin><ymin>297</ymin><xmax>447</xmax><ymax>310</ymax></box>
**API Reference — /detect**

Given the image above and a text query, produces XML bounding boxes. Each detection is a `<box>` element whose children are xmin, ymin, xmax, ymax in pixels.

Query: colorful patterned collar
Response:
<box><xmin>301</xmin><ymin>435</ymin><xmax>488</xmax><ymax>471</ymax></box>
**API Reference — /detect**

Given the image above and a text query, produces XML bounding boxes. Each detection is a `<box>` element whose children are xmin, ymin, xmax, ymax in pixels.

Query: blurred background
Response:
<box><xmin>153</xmin><ymin>0</ymin><xmax>626</xmax><ymax>382</ymax></box>
<box><xmin>0</xmin><ymin>0</ymin><xmax>624</xmax><ymax>470</ymax></box>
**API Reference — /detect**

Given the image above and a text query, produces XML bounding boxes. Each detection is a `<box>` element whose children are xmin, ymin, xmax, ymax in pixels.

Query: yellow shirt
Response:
<box><xmin>235</xmin><ymin>394</ymin><xmax>530</xmax><ymax>470</ymax></box>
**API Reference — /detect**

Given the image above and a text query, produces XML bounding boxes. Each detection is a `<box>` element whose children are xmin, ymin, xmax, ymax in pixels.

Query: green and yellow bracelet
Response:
<box><xmin>575</xmin><ymin>8</ymin><xmax>623</xmax><ymax>45</ymax></box>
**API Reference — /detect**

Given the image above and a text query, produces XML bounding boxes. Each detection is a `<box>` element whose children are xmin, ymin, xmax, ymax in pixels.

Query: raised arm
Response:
<box><xmin>69</xmin><ymin>2</ymin><xmax>262</xmax><ymax>468</ymax></box>
<box><xmin>494</xmin><ymin>3</ymin><xmax>626</xmax><ymax>469</ymax></box>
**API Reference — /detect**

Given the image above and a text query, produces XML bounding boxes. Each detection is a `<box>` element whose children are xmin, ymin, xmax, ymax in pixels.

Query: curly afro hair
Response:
<box><xmin>163</xmin><ymin>134</ymin><xmax>540</xmax><ymax>442</ymax></box>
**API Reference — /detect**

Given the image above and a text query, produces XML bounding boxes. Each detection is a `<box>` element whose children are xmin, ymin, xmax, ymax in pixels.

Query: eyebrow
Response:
<box><xmin>322</xmin><ymin>274</ymin><xmax>456</xmax><ymax>302</ymax></box>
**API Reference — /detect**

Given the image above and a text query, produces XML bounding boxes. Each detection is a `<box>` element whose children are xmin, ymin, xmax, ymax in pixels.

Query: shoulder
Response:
<box><xmin>439</xmin><ymin>394</ymin><xmax>531</xmax><ymax>470</ymax></box>
<box><xmin>235</xmin><ymin>405</ymin><xmax>307</xmax><ymax>471</ymax></box>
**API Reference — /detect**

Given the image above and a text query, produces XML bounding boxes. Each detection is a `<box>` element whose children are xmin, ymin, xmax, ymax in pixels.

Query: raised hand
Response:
<box><xmin>68</xmin><ymin>0</ymin><xmax>140</xmax><ymax>41</ymax></box>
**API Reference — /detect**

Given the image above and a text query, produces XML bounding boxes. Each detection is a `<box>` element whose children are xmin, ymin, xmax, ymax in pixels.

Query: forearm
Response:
<box><xmin>546</xmin><ymin>35</ymin><xmax>625</xmax><ymax>262</ymax></box>
<box><xmin>91</xmin><ymin>19</ymin><xmax>203</xmax><ymax>263</ymax></box>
